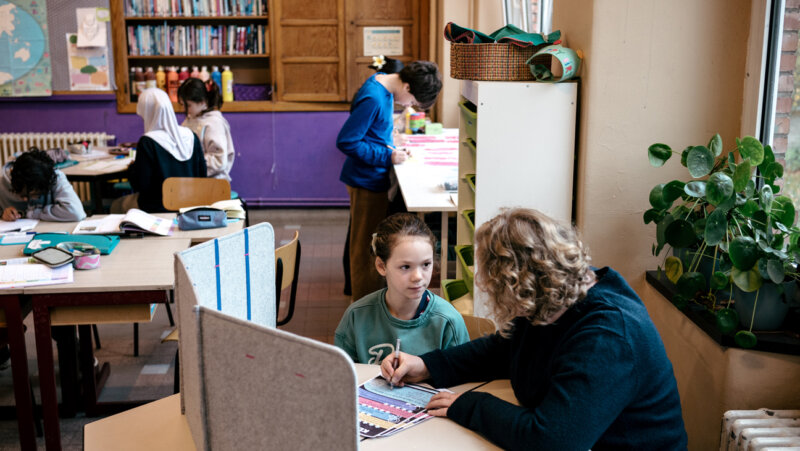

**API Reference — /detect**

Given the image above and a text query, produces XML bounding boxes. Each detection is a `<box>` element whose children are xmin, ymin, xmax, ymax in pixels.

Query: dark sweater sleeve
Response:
<box><xmin>129</xmin><ymin>136</ymin><xmax>156</xmax><ymax>195</ymax></box>
<box><xmin>335</xmin><ymin>95</ymin><xmax>392</xmax><ymax>168</ymax></box>
<box><xmin>193</xmin><ymin>135</ymin><xmax>207</xmax><ymax>176</ymax></box>
<box><xmin>446</xmin><ymin>325</ymin><xmax>639</xmax><ymax>451</ymax></box>
<box><xmin>421</xmin><ymin>333</ymin><xmax>512</xmax><ymax>387</ymax></box>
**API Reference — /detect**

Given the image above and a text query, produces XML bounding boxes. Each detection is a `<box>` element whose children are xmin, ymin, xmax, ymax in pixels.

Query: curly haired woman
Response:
<box><xmin>381</xmin><ymin>208</ymin><xmax>687</xmax><ymax>450</ymax></box>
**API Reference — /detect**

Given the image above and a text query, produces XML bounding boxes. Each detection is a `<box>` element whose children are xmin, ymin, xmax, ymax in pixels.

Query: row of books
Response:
<box><xmin>127</xmin><ymin>24</ymin><xmax>267</xmax><ymax>56</ymax></box>
<box><xmin>126</xmin><ymin>0</ymin><xmax>267</xmax><ymax>17</ymax></box>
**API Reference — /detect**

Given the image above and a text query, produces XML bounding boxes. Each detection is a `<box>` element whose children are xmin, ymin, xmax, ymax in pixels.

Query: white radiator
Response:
<box><xmin>0</xmin><ymin>132</ymin><xmax>116</xmax><ymax>203</ymax></box>
<box><xmin>721</xmin><ymin>409</ymin><xmax>800</xmax><ymax>451</ymax></box>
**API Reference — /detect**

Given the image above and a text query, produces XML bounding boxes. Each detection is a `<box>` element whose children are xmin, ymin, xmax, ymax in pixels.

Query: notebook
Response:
<box><xmin>72</xmin><ymin>209</ymin><xmax>174</xmax><ymax>236</ymax></box>
<box><xmin>0</xmin><ymin>218</ymin><xmax>38</xmax><ymax>233</ymax></box>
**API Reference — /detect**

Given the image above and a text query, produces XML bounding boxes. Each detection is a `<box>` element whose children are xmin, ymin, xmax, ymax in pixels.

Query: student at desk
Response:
<box><xmin>0</xmin><ymin>148</ymin><xmax>85</xmax><ymax>221</ymax></box>
<box><xmin>383</xmin><ymin>208</ymin><xmax>688</xmax><ymax>450</ymax></box>
<box><xmin>112</xmin><ymin>88</ymin><xmax>207</xmax><ymax>213</ymax></box>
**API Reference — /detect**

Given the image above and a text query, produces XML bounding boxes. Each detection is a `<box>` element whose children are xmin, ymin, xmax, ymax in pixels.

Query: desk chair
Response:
<box><xmin>275</xmin><ymin>230</ymin><xmax>300</xmax><ymax>326</ymax></box>
<box><xmin>162</xmin><ymin>177</ymin><xmax>231</xmax><ymax>210</ymax></box>
<box><xmin>462</xmin><ymin>315</ymin><xmax>495</xmax><ymax>340</ymax></box>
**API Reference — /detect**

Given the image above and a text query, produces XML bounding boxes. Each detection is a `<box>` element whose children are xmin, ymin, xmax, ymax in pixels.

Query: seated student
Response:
<box><xmin>178</xmin><ymin>78</ymin><xmax>235</xmax><ymax>181</ymax></box>
<box><xmin>113</xmin><ymin>88</ymin><xmax>207</xmax><ymax>213</ymax></box>
<box><xmin>335</xmin><ymin>213</ymin><xmax>469</xmax><ymax>364</ymax></box>
<box><xmin>382</xmin><ymin>208</ymin><xmax>688</xmax><ymax>450</ymax></box>
<box><xmin>0</xmin><ymin>148</ymin><xmax>85</xmax><ymax>222</ymax></box>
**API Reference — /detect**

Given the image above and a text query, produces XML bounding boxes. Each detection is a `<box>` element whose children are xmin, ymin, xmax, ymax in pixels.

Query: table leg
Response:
<box><xmin>4</xmin><ymin>297</ymin><xmax>36</xmax><ymax>451</ymax></box>
<box><xmin>90</xmin><ymin>180</ymin><xmax>104</xmax><ymax>215</ymax></box>
<box><xmin>441</xmin><ymin>211</ymin><xmax>449</xmax><ymax>280</ymax></box>
<box><xmin>52</xmin><ymin>326</ymin><xmax>79</xmax><ymax>418</ymax></box>
<box><xmin>33</xmin><ymin>303</ymin><xmax>61</xmax><ymax>451</ymax></box>
<box><xmin>78</xmin><ymin>325</ymin><xmax>110</xmax><ymax>417</ymax></box>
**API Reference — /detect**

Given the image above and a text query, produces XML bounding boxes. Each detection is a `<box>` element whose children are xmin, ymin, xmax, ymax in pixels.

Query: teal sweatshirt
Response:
<box><xmin>334</xmin><ymin>288</ymin><xmax>469</xmax><ymax>364</ymax></box>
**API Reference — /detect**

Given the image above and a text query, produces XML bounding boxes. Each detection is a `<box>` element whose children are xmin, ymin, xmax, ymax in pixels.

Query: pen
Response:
<box><xmin>0</xmin><ymin>231</ymin><xmax>36</xmax><ymax>236</ymax></box>
<box><xmin>391</xmin><ymin>338</ymin><xmax>401</xmax><ymax>389</ymax></box>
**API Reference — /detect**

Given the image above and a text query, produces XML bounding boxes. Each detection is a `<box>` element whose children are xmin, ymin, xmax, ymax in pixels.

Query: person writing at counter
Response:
<box><xmin>381</xmin><ymin>208</ymin><xmax>688</xmax><ymax>450</ymax></box>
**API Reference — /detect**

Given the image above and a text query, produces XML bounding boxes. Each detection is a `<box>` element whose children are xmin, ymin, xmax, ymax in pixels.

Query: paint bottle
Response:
<box><xmin>129</xmin><ymin>67</ymin><xmax>138</xmax><ymax>102</ymax></box>
<box><xmin>133</xmin><ymin>67</ymin><xmax>146</xmax><ymax>97</ymax></box>
<box><xmin>190</xmin><ymin>65</ymin><xmax>200</xmax><ymax>79</ymax></box>
<box><xmin>199</xmin><ymin>65</ymin><xmax>210</xmax><ymax>82</ymax></box>
<box><xmin>166</xmin><ymin>66</ymin><xmax>179</xmax><ymax>102</ymax></box>
<box><xmin>156</xmin><ymin>65</ymin><xmax>166</xmax><ymax>91</ymax></box>
<box><xmin>144</xmin><ymin>67</ymin><xmax>157</xmax><ymax>89</ymax></box>
<box><xmin>211</xmin><ymin>65</ymin><xmax>222</xmax><ymax>91</ymax></box>
<box><xmin>178</xmin><ymin>66</ymin><xmax>190</xmax><ymax>82</ymax></box>
<box><xmin>222</xmin><ymin>65</ymin><xmax>233</xmax><ymax>102</ymax></box>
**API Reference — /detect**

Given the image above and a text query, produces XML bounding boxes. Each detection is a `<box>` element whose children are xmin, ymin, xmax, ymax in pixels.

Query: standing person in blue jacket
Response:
<box><xmin>337</xmin><ymin>60</ymin><xmax>442</xmax><ymax>301</ymax></box>
<box><xmin>382</xmin><ymin>208</ymin><xmax>688</xmax><ymax>450</ymax></box>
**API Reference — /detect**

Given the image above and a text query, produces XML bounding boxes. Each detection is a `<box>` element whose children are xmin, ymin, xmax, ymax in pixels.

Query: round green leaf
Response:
<box><xmin>649</xmin><ymin>184</ymin><xmax>670</xmax><ymax>210</ymax></box>
<box><xmin>767</xmin><ymin>161</ymin><xmax>784</xmax><ymax>179</ymax></box>
<box><xmin>656</xmin><ymin>214</ymin><xmax>674</xmax><ymax>253</ymax></box>
<box><xmin>759</xmin><ymin>258</ymin><xmax>785</xmax><ymax>284</ymax></box>
<box><xmin>731</xmin><ymin>266</ymin><xmax>763</xmax><ymax>292</ymax></box>
<box><xmin>663</xmin><ymin>180</ymin><xmax>686</xmax><ymax>203</ymax></box>
<box><xmin>745</xmin><ymin>179</ymin><xmax>756</xmax><ymax>198</ymax></box>
<box><xmin>685</xmin><ymin>181</ymin><xmax>706</xmax><ymax>198</ymax></box>
<box><xmin>728</xmin><ymin>152</ymin><xmax>736</xmax><ymax>171</ymax></box>
<box><xmin>706</xmin><ymin>172</ymin><xmax>734</xmax><ymax>206</ymax></box>
<box><xmin>760</xmin><ymin>185</ymin><xmax>774</xmax><ymax>213</ymax></box>
<box><xmin>740</xmin><ymin>200</ymin><xmax>759</xmax><ymax>217</ymax></box>
<box><xmin>687</xmin><ymin>146</ymin><xmax>715</xmax><ymax>177</ymax></box>
<box><xmin>676</xmin><ymin>272</ymin><xmax>705</xmax><ymax>297</ymax></box>
<box><xmin>672</xmin><ymin>294</ymin><xmax>689</xmax><ymax>310</ymax></box>
<box><xmin>734</xmin><ymin>330</ymin><xmax>758</xmax><ymax>348</ymax></box>
<box><xmin>708</xmin><ymin>133</ymin><xmax>723</xmax><ymax>157</ymax></box>
<box><xmin>771</xmin><ymin>196</ymin><xmax>795</xmax><ymax>227</ymax></box>
<box><xmin>666</xmin><ymin>219</ymin><xmax>698</xmax><ymax>248</ymax></box>
<box><xmin>694</xmin><ymin>217</ymin><xmax>707</xmax><ymax>236</ymax></box>
<box><xmin>716</xmin><ymin>308</ymin><xmax>739</xmax><ymax>334</ymax></box>
<box><xmin>704</xmin><ymin>208</ymin><xmax>728</xmax><ymax>245</ymax></box>
<box><xmin>732</xmin><ymin>159</ymin><xmax>752</xmax><ymax>192</ymax></box>
<box><xmin>681</xmin><ymin>146</ymin><xmax>691</xmax><ymax>167</ymax></box>
<box><xmin>711</xmin><ymin>271</ymin><xmax>729</xmax><ymax>290</ymax></box>
<box><xmin>664</xmin><ymin>256</ymin><xmax>683</xmax><ymax>284</ymax></box>
<box><xmin>716</xmin><ymin>195</ymin><xmax>736</xmax><ymax>212</ymax></box>
<box><xmin>738</xmin><ymin>136</ymin><xmax>765</xmax><ymax>166</ymax></box>
<box><xmin>729</xmin><ymin>236</ymin><xmax>760</xmax><ymax>270</ymax></box>
<box><xmin>643</xmin><ymin>208</ymin><xmax>663</xmax><ymax>224</ymax></box>
<box><xmin>759</xmin><ymin>144</ymin><xmax>775</xmax><ymax>169</ymax></box>
<box><xmin>648</xmin><ymin>143</ymin><xmax>672</xmax><ymax>167</ymax></box>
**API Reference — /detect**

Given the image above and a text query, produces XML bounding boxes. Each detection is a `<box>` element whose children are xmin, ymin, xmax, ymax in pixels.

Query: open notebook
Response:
<box><xmin>72</xmin><ymin>209</ymin><xmax>173</xmax><ymax>236</ymax></box>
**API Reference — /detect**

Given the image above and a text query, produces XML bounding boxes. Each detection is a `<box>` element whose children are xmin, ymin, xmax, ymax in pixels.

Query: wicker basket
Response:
<box><xmin>450</xmin><ymin>42</ymin><xmax>539</xmax><ymax>81</ymax></box>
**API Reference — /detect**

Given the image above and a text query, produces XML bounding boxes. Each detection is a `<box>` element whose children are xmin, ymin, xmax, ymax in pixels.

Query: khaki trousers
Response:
<box><xmin>347</xmin><ymin>185</ymin><xmax>388</xmax><ymax>301</ymax></box>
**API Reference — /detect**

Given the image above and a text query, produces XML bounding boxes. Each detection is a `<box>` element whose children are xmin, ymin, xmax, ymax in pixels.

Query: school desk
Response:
<box><xmin>83</xmin><ymin>364</ymin><xmax>516</xmax><ymax>451</ymax></box>
<box><xmin>392</xmin><ymin>129</ymin><xmax>459</xmax><ymax>278</ymax></box>
<box><xmin>24</xmin><ymin>238</ymin><xmax>191</xmax><ymax>451</ymax></box>
<box><xmin>60</xmin><ymin>149</ymin><xmax>133</xmax><ymax>215</ymax></box>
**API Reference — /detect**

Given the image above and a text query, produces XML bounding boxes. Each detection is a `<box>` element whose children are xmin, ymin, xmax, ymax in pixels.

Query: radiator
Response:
<box><xmin>721</xmin><ymin>409</ymin><xmax>800</xmax><ymax>451</ymax></box>
<box><xmin>0</xmin><ymin>132</ymin><xmax>116</xmax><ymax>203</ymax></box>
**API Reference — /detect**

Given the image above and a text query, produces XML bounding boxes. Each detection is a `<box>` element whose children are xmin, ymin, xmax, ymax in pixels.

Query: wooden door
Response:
<box><xmin>272</xmin><ymin>0</ymin><xmax>347</xmax><ymax>101</ymax></box>
<box><xmin>344</xmin><ymin>0</ymin><xmax>429</xmax><ymax>100</ymax></box>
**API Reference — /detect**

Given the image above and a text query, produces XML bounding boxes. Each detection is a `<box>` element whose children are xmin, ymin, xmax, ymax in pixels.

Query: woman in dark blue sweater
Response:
<box><xmin>382</xmin><ymin>208</ymin><xmax>688</xmax><ymax>450</ymax></box>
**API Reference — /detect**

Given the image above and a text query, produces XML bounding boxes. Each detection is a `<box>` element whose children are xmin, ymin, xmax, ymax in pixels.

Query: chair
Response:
<box><xmin>462</xmin><ymin>314</ymin><xmax>495</xmax><ymax>340</ymax></box>
<box><xmin>162</xmin><ymin>177</ymin><xmax>231</xmax><ymax>210</ymax></box>
<box><xmin>275</xmin><ymin>230</ymin><xmax>301</xmax><ymax>326</ymax></box>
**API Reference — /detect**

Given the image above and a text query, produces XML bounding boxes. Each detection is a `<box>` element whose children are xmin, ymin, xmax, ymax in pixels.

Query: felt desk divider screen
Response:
<box><xmin>175</xmin><ymin>222</ymin><xmax>277</xmax><ymax>447</ymax></box>
<box><xmin>192</xmin><ymin>306</ymin><xmax>359</xmax><ymax>450</ymax></box>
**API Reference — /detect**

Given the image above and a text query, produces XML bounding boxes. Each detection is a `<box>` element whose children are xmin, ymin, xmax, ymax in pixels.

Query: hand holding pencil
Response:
<box><xmin>381</xmin><ymin>348</ymin><xmax>430</xmax><ymax>387</ymax></box>
<box><xmin>389</xmin><ymin>144</ymin><xmax>411</xmax><ymax>164</ymax></box>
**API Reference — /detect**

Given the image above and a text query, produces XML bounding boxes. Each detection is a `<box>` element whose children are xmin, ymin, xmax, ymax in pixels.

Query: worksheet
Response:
<box><xmin>358</xmin><ymin>376</ymin><xmax>445</xmax><ymax>439</ymax></box>
<box><xmin>0</xmin><ymin>258</ymin><xmax>73</xmax><ymax>289</ymax></box>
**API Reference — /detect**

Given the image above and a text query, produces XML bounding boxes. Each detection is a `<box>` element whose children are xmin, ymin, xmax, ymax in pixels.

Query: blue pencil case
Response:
<box><xmin>23</xmin><ymin>233</ymin><xmax>120</xmax><ymax>255</ymax></box>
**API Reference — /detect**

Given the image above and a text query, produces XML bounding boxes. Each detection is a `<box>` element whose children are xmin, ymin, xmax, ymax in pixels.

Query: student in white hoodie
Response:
<box><xmin>0</xmin><ymin>148</ymin><xmax>85</xmax><ymax>222</ymax></box>
<box><xmin>178</xmin><ymin>78</ymin><xmax>235</xmax><ymax>181</ymax></box>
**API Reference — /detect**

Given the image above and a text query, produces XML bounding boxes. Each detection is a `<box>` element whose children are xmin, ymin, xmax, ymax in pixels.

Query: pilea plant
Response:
<box><xmin>645</xmin><ymin>134</ymin><xmax>800</xmax><ymax>348</ymax></box>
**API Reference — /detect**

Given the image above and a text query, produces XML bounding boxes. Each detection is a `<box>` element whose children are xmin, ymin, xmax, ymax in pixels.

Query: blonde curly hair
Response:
<box><xmin>474</xmin><ymin>208</ymin><xmax>595</xmax><ymax>337</ymax></box>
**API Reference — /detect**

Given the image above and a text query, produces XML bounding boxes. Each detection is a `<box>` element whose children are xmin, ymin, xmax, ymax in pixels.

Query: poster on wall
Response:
<box><xmin>66</xmin><ymin>33</ymin><xmax>109</xmax><ymax>90</ymax></box>
<box><xmin>0</xmin><ymin>0</ymin><xmax>52</xmax><ymax>97</ymax></box>
<box><xmin>363</xmin><ymin>26</ymin><xmax>403</xmax><ymax>56</ymax></box>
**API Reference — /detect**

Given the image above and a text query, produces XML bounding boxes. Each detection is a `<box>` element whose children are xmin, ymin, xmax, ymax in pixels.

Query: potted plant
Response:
<box><xmin>645</xmin><ymin>134</ymin><xmax>799</xmax><ymax>348</ymax></box>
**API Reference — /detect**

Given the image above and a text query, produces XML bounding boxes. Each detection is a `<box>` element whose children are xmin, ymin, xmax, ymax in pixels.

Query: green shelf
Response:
<box><xmin>462</xmin><ymin>209</ymin><xmax>475</xmax><ymax>232</ymax></box>
<box><xmin>464</xmin><ymin>174</ymin><xmax>476</xmax><ymax>193</ymax></box>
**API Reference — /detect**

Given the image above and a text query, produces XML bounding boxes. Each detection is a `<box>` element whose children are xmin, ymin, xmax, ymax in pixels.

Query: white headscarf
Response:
<box><xmin>137</xmin><ymin>88</ymin><xmax>195</xmax><ymax>161</ymax></box>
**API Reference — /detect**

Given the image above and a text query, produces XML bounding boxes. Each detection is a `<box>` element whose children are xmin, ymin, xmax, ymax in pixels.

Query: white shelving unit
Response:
<box><xmin>455</xmin><ymin>80</ymin><xmax>578</xmax><ymax>318</ymax></box>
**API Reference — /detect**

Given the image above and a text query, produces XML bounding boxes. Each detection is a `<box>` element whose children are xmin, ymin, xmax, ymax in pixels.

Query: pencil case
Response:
<box><xmin>177</xmin><ymin>208</ymin><xmax>227</xmax><ymax>230</ymax></box>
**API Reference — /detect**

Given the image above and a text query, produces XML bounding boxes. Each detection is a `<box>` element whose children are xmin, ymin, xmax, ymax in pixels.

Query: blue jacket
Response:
<box><xmin>421</xmin><ymin>267</ymin><xmax>688</xmax><ymax>451</ymax></box>
<box><xmin>337</xmin><ymin>74</ymin><xmax>394</xmax><ymax>192</ymax></box>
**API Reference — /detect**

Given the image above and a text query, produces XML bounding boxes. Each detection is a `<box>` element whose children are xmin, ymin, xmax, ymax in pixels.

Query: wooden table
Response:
<box><xmin>393</xmin><ymin>130</ymin><xmax>459</xmax><ymax>278</ymax></box>
<box><xmin>60</xmin><ymin>149</ymin><xmax>133</xmax><ymax>215</ymax></box>
<box><xmin>83</xmin><ymin>364</ymin><xmax>515</xmax><ymax>450</ymax></box>
<box><xmin>26</xmin><ymin>238</ymin><xmax>191</xmax><ymax>451</ymax></box>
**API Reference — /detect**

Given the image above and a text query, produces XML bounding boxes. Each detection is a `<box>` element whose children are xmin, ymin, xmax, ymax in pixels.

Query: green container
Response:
<box><xmin>441</xmin><ymin>279</ymin><xmax>469</xmax><ymax>302</ymax></box>
<box><xmin>465</xmin><ymin>174</ymin><xmax>476</xmax><ymax>193</ymax></box>
<box><xmin>462</xmin><ymin>209</ymin><xmax>475</xmax><ymax>232</ymax></box>
<box><xmin>459</xmin><ymin>99</ymin><xmax>477</xmax><ymax>141</ymax></box>
<box><xmin>462</xmin><ymin>138</ymin><xmax>476</xmax><ymax>155</ymax></box>
<box><xmin>455</xmin><ymin>244</ymin><xmax>474</xmax><ymax>295</ymax></box>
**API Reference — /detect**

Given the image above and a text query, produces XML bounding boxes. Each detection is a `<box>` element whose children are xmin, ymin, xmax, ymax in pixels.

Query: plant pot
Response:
<box><xmin>733</xmin><ymin>281</ymin><xmax>795</xmax><ymax>331</ymax></box>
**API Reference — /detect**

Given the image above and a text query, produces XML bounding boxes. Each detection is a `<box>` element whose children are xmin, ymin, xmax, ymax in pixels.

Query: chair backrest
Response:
<box><xmin>462</xmin><ymin>314</ymin><xmax>496</xmax><ymax>340</ymax></box>
<box><xmin>275</xmin><ymin>230</ymin><xmax>300</xmax><ymax>326</ymax></box>
<box><xmin>162</xmin><ymin>177</ymin><xmax>231</xmax><ymax>211</ymax></box>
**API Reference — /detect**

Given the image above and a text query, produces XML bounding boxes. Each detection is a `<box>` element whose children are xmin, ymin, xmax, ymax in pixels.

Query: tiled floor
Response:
<box><xmin>0</xmin><ymin>207</ymin><xmax>448</xmax><ymax>450</ymax></box>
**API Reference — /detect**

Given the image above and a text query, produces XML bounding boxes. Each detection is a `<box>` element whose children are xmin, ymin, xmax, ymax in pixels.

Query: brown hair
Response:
<box><xmin>371</xmin><ymin>213</ymin><xmax>436</xmax><ymax>264</ymax></box>
<box><xmin>474</xmin><ymin>208</ymin><xmax>594</xmax><ymax>336</ymax></box>
<box><xmin>177</xmin><ymin>77</ymin><xmax>223</xmax><ymax>114</ymax></box>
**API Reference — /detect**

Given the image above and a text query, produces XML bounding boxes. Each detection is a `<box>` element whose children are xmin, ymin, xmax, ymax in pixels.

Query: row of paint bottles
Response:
<box><xmin>130</xmin><ymin>65</ymin><xmax>233</xmax><ymax>102</ymax></box>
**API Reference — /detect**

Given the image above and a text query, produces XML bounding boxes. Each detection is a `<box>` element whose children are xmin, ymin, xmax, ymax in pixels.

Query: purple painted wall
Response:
<box><xmin>0</xmin><ymin>95</ymin><xmax>350</xmax><ymax>206</ymax></box>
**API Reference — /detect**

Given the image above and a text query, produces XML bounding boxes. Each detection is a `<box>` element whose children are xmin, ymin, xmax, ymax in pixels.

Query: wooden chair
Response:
<box><xmin>162</xmin><ymin>177</ymin><xmax>231</xmax><ymax>210</ymax></box>
<box><xmin>462</xmin><ymin>314</ymin><xmax>496</xmax><ymax>340</ymax></box>
<box><xmin>275</xmin><ymin>230</ymin><xmax>301</xmax><ymax>326</ymax></box>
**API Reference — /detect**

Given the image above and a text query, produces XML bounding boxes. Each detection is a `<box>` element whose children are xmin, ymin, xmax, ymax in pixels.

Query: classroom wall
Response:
<box><xmin>0</xmin><ymin>97</ymin><xmax>349</xmax><ymax>206</ymax></box>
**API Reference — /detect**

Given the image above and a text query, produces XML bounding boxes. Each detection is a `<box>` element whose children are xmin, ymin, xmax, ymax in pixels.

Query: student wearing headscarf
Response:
<box><xmin>112</xmin><ymin>88</ymin><xmax>207</xmax><ymax>213</ymax></box>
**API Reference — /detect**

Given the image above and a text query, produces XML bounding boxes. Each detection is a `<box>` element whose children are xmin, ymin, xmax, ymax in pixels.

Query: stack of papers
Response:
<box><xmin>0</xmin><ymin>257</ymin><xmax>73</xmax><ymax>289</ymax></box>
<box><xmin>0</xmin><ymin>219</ymin><xmax>38</xmax><ymax>233</ymax></box>
<box><xmin>358</xmin><ymin>376</ymin><xmax>445</xmax><ymax>439</ymax></box>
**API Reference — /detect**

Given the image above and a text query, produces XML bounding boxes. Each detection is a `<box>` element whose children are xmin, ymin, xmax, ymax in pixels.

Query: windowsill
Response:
<box><xmin>645</xmin><ymin>270</ymin><xmax>800</xmax><ymax>356</ymax></box>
